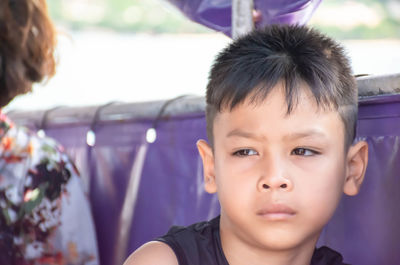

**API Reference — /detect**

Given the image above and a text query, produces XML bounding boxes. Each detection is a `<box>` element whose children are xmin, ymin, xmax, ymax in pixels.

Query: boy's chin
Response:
<box><xmin>248</xmin><ymin>228</ymin><xmax>321</xmax><ymax>252</ymax></box>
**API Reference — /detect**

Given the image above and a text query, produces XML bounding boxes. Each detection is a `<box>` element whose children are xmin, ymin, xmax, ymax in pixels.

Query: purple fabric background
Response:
<box><xmin>35</xmin><ymin>94</ymin><xmax>400</xmax><ymax>265</ymax></box>
<box><xmin>167</xmin><ymin>0</ymin><xmax>322</xmax><ymax>35</ymax></box>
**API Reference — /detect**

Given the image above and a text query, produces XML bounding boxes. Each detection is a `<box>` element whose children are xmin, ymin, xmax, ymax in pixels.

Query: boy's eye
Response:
<box><xmin>233</xmin><ymin>149</ymin><xmax>258</xmax><ymax>157</ymax></box>
<box><xmin>291</xmin><ymin>148</ymin><xmax>319</xmax><ymax>156</ymax></box>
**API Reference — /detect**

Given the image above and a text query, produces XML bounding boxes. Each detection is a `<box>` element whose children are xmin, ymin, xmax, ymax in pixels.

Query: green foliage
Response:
<box><xmin>314</xmin><ymin>19</ymin><xmax>400</xmax><ymax>39</ymax></box>
<box><xmin>19</xmin><ymin>184</ymin><xmax>47</xmax><ymax>220</ymax></box>
<box><xmin>47</xmin><ymin>0</ymin><xmax>210</xmax><ymax>33</ymax></box>
<box><xmin>313</xmin><ymin>0</ymin><xmax>400</xmax><ymax>39</ymax></box>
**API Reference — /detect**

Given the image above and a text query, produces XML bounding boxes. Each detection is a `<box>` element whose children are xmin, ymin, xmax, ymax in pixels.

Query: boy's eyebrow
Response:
<box><xmin>226</xmin><ymin>129</ymin><xmax>265</xmax><ymax>141</ymax></box>
<box><xmin>226</xmin><ymin>129</ymin><xmax>328</xmax><ymax>141</ymax></box>
<box><xmin>283</xmin><ymin>130</ymin><xmax>329</xmax><ymax>141</ymax></box>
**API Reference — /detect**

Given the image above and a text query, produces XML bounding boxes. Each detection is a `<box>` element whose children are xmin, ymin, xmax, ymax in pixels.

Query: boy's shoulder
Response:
<box><xmin>126</xmin><ymin>216</ymin><xmax>225</xmax><ymax>265</ymax></box>
<box><xmin>154</xmin><ymin>216</ymin><xmax>226</xmax><ymax>265</ymax></box>
<box><xmin>123</xmin><ymin>241</ymin><xmax>179</xmax><ymax>265</ymax></box>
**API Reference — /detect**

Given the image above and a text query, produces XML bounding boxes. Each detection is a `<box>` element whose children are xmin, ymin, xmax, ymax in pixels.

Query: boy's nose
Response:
<box><xmin>260</xmin><ymin>181</ymin><xmax>291</xmax><ymax>190</ymax></box>
<box><xmin>257</xmin><ymin>160</ymin><xmax>293</xmax><ymax>191</ymax></box>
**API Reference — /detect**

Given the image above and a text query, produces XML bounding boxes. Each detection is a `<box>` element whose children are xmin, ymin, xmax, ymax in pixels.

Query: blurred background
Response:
<box><xmin>5</xmin><ymin>0</ymin><xmax>400</xmax><ymax>111</ymax></box>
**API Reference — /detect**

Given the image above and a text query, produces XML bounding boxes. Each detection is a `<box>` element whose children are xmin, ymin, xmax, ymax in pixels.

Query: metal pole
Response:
<box><xmin>232</xmin><ymin>0</ymin><xmax>254</xmax><ymax>39</ymax></box>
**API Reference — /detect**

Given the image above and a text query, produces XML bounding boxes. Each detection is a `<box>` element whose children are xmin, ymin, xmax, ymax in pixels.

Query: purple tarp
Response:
<box><xmin>167</xmin><ymin>0</ymin><xmax>322</xmax><ymax>35</ymax></box>
<box><xmin>32</xmin><ymin>93</ymin><xmax>400</xmax><ymax>265</ymax></box>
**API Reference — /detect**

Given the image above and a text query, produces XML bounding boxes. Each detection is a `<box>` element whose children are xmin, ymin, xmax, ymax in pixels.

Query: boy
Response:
<box><xmin>125</xmin><ymin>25</ymin><xmax>368</xmax><ymax>265</ymax></box>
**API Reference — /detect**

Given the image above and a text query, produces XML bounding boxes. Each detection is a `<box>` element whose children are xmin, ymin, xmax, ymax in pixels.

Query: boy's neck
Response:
<box><xmin>219</xmin><ymin>219</ymin><xmax>319</xmax><ymax>265</ymax></box>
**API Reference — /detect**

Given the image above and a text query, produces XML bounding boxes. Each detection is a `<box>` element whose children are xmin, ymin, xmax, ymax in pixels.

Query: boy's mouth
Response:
<box><xmin>256</xmin><ymin>204</ymin><xmax>296</xmax><ymax>221</ymax></box>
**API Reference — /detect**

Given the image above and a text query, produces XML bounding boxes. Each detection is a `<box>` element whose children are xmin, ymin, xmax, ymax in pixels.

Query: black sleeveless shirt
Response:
<box><xmin>155</xmin><ymin>216</ymin><xmax>349</xmax><ymax>265</ymax></box>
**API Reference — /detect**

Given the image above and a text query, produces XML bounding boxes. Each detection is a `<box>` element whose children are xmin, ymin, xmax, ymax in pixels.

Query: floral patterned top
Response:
<box><xmin>0</xmin><ymin>112</ymin><xmax>99</xmax><ymax>265</ymax></box>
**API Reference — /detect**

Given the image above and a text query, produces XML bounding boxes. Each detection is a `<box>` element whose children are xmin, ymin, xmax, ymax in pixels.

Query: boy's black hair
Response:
<box><xmin>206</xmin><ymin>24</ymin><xmax>357</xmax><ymax>149</ymax></box>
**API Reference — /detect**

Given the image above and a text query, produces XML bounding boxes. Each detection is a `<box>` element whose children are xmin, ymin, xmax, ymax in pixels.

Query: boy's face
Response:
<box><xmin>198</xmin><ymin>83</ymin><xmax>368</xmax><ymax>252</ymax></box>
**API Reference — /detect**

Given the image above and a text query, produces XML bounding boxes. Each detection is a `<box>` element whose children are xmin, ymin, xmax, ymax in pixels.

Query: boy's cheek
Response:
<box><xmin>291</xmin><ymin>148</ymin><xmax>344</xmax><ymax>172</ymax></box>
<box><xmin>216</xmin><ymin>152</ymin><xmax>258</xmax><ymax>173</ymax></box>
<box><xmin>299</xmin><ymin>163</ymin><xmax>345</xmax><ymax>208</ymax></box>
<box><xmin>229</xmin><ymin>158</ymin><xmax>260</xmax><ymax>175</ymax></box>
<box><xmin>304</xmin><ymin>185</ymin><xmax>343</xmax><ymax>223</ymax></box>
<box><xmin>290</xmin><ymin>156</ymin><xmax>335</xmax><ymax>175</ymax></box>
<box><xmin>288</xmin><ymin>155</ymin><xmax>346</xmax><ymax>208</ymax></box>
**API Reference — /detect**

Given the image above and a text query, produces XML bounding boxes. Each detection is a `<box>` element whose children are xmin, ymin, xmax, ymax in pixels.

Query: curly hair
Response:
<box><xmin>0</xmin><ymin>0</ymin><xmax>56</xmax><ymax>107</ymax></box>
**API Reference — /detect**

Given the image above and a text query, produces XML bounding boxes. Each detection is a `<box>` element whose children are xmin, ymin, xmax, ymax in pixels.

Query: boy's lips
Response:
<box><xmin>256</xmin><ymin>204</ymin><xmax>296</xmax><ymax>221</ymax></box>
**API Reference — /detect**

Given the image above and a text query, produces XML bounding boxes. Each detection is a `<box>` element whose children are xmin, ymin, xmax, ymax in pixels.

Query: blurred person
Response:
<box><xmin>0</xmin><ymin>0</ymin><xmax>98</xmax><ymax>264</ymax></box>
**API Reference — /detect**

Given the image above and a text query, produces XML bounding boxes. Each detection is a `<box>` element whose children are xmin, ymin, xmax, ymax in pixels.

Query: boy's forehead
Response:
<box><xmin>214</xmin><ymin>85</ymin><xmax>343</xmax><ymax>139</ymax></box>
<box><xmin>219</xmin><ymin>82</ymin><xmax>323</xmax><ymax>116</ymax></box>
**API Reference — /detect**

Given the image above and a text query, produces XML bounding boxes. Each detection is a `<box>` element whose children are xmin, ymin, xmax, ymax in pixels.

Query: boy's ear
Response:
<box><xmin>343</xmin><ymin>140</ymin><xmax>369</xmax><ymax>196</ymax></box>
<box><xmin>196</xmin><ymin>140</ymin><xmax>217</xmax><ymax>194</ymax></box>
